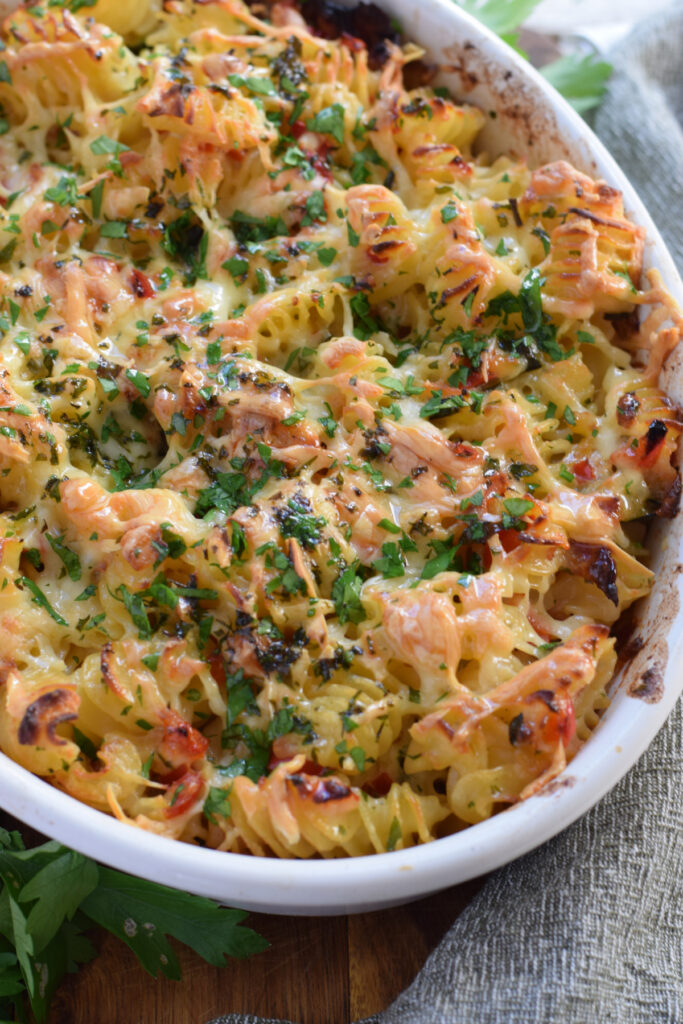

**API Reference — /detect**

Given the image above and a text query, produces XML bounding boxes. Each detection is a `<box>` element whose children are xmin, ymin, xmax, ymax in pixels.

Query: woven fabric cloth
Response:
<box><xmin>592</xmin><ymin>4</ymin><xmax>683</xmax><ymax>272</ymax></box>
<box><xmin>209</xmin><ymin>8</ymin><xmax>683</xmax><ymax>1024</ymax></box>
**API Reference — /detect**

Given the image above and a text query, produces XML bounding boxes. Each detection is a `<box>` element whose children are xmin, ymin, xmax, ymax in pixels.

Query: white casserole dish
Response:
<box><xmin>1</xmin><ymin>0</ymin><xmax>682</xmax><ymax>916</ymax></box>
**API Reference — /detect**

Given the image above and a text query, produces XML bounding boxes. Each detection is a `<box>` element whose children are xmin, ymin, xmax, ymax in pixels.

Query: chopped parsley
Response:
<box><xmin>306</xmin><ymin>104</ymin><xmax>345</xmax><ymax>145</ymax></box>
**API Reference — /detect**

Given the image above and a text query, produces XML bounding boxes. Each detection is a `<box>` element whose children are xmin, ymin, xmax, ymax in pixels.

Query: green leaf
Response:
<box><xmin>302</xmin><ymin>189</ymin><xmax>326</xmax><ymax>226</ymax></box>
<box><xmin>276</xmin><ymin>494</ymin><xmax>325</xmax><ymax>549</ymax></box>
<box><xmin>0</xmin><ymin>842</ymin><xmax>65</xmax><ymax>902</ymax></box>
<box><xmin>80</xmin><ymin>869</ymin><xmax>268</xmax><ymax>978</ymax></box>
<box><xmin>421</xmin><ymin>547</ymin><xmax>455</xmax><ymax>580</ymax></box>
<box><xmin>349</xmin><ymin>746</ymin><xmax>366</xmax><ymax>771</ymax></box>
<box><xmin>503</xmin><ymin>497</ymin><xmax>534</xmax><ymax>517</ymax></box>
<box><xmin>17</xmin><ymin>577</ymin><xmax>67</xmax><ymax>626</ymax></box>
<box><xmin>41</xmin><ymin>217</ymin><xmax>61</xmax><ymax>235</ymax></box>
<box><xmin>90</xmin><ymin>135</ymin><xmax>129</xmax><ymax>156</ymax></box>
<box><xmin>386</xmin><ymin>816</ymin><xmax>402</xmax><ymax>852</ymax></box>
<box><xmin>7</xmin><ymin>896</ymin><xmax>33</xmax><ymax>1001</ymax></box>
<box><xmin>317</xmin><ymin>246</ymin><xmax>336</xmax><ymax>266</ymax></box>
<box><xmin>44</xmin><ymin>176</ymin><xmax>78</xmax><ymax>207</ymax></box>
<box><xmin>119</xmin><ymin>584</ymin><xmax>151</xmax><ymax>639</ymax></box>
<box><xmin>0</xmin><ymin>836</ymin><xmax>267</xmax><ymax>1022</ymax></box>
<box><xmin>20</xmin><ymin>852</ymin><xmax>98</xmax><ymax>954</ymax></box>
<box><xmin>99</xmin><ymin>376</ymin><xmax>119</xmax><ymax>401</ymax></box>
<box><xmin>89</xmin><ymin>179</ymin><xmax>104</xmax><ymax>219</ymax></box>
<box><xmin>222</xmin><ymin>255</ymin><xmax>249</xmax><ymax>279</ymax></box>
<box><xmin>100</xmin><ymin>220</ymin><xmax>127</xmax><ymax>239</ymax></box>
<box><xmin>531</xmin><ymin>225</ymin><xmax>550</xmax><ymax>254</ymax></box>
<box><xmin>72</xmin><ymin>726</ymin><xmax>97</xmax><ymax>760</ymax></box>
<box><xmin>420</xmin><ymin>390</ymin><xmax>466</xmax><ymax>419</ymax></box>
<box><xmin>540</xmin><ymin>54</ymin><xmax>612</xmax><ymax>114</ymax></box>
<box><xmin>125</xmin><ymin>368</ymin><xmax>151</xmax><ymax>398</ymax></box>
<box><xmin>372</xmin><ymin>542</ymin><xmax>405</xmax><ymax>579</ymax></box>
<box><xmin>229</xmin><ymin>210</ymin><xmax>288</xmax><ymax>245</ymax></box>
<box><xmin>0</xmin><ymin>239</ymin><xmax>17</xmax><ymax>264</ymax></box>
<box><xmin>331</xmin><ymin>561</ymin><xmax>366</xmax><ymax>625</ymax></box>
<box><xmin>306</xmin><ymin>104</ymin><xmax>345</xmax><ymax>145</ymax></box>
<box><xmin>25</xmin><ymin>918</ymin><xmax>96</xmax><ymax>1023</ymax></box>
<box><xmin>228</xmin><ymin>73</ymin><xmax>276</xmax><ymax>96</ymax></box>
<box><xmin>46</xmin><ymin>533</ymin><xmax>81</xmax><ymax>581</ymax></box>
<box><xmin>203</xmin><ymin>786</ymin><xmax>232</xmax><ymax>824</ymax></box>
<box><xmin>441</xmin><ymin>199</ymin><xmax>458</xmax><ymax>224</ymax></box>
<box><xmin>0</xmin><ymin>952</ymin><xmax>23</xmax><ymax>998</ymax></box>
<box><xmin>457</xmin><ymin>0</ymin><xmax>541</xmax><ymax>37</ymax></box>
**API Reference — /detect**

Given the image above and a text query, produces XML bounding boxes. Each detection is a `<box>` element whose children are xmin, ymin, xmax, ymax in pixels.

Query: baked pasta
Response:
<box><xmin>0</xmin><ymin>0</ymin><xmax>680</xmax><ymax>857</ymax></box>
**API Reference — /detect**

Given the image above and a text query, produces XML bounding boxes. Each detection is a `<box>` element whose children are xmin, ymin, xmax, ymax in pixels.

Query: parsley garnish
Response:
<box><xmin>195</xmin><ymin>450</ymin><xmax>284</xmax><ymax>519</ymax></box>
<box><xmin>227</xmin><ymin>73</ymin><xmax>276</xmax><ymax>96</ymax></box>
<box><xmin>332</xmin><ymin>561</ymin><xmax>366</xmax><ymax>624</ymax></box>
<box><xmin>531</xmin><ymin>225</ymin><xmax>551</xmax><ymax>254</ymax></box>
<box><xmin>276</xmin><ymin>494</ymin><xmax>326</xmax><ymax>549</ymax></box>
<box><xmin>46</xmin><ymin>533</ymin><xmax>81</xmax><ymax>581</ymax></box>
<box><xmin>372</xmin><ymin>542</ymin><xmax>405</xmax><ymax>579</ymax></box>
<box><xmin>306</xmin><ymin>104</ymin><xmax>345</xmax><ymax>145</ymax></box>
<box><xmin>485</xmin><ymin>268</ymin><xmax>566</xmax><ymax>362</ymax></box>
<box><xmin>230</xmin><ymin>210</ymin><xmax>288</xmax><ymax>245</ymax></box>
<box><xmin>441</xmin><ymin>199</ymin><xmax>458</xmax><ymax>223</ymax></box>
<box><xmin>503</xmin><ymin>497</ymin><xmax>534</xmax><ymax>517</ymax></box>
<box><xmin>161</xmin><ymin>212</ymin><xmax>208</xmax><ymax>284</ymax></box>
<box><xmin>223</xmin><ymin>256</ymin><xmax>249</xmax><ymax>279</ymax></box>
<box><xmin>125</xmin><ymin>369</ymin><xmax>151</xmax><ymax>398</ymax></box>
<box><xmin>17</xmin><ymin>577</ymin><xmax>67</xmax><ymax>626</ymax></box>
<box><xmin>386</xmin><ymin>817</ymin><xmax>402</xmax><ymax>851</ymax></box>
<box><xmin>301</xmin><ymin>190</ymin><xmax>326</xmax><ymax>226</ymax></box>
<box><xmin>203</xmin><ymin>786</ymin><xmax>232</xmax><ymax>823</ymax></box>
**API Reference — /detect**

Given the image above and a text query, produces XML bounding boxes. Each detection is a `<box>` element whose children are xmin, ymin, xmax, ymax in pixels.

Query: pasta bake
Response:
<box><xmin>0</xmin><ymin>0</ymin><xmax>680</xmax><ymax>857</ymax></box>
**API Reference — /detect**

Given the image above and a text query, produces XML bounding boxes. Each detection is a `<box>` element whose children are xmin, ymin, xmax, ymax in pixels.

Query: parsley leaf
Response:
<box><xmin>195</xmin><ymin>450</ymin><xmax>284</xmax><ymax>519</ymax></box>
<box><xmin>99</xmin><ymin>220</ymin><xmax>127</xmax><ymax>239</ymax></box>
<box><xmin>332</xmin><ymin>561</ymin><xmax>366</xmax><ymax>624</ymax></box>
<box><xmin>503</xmin><ymin>497</ymin><xmax>534</xmax><ymax>517</ymax></box>
<box><xmin>161</xmin><ymin>212</ymin><xmax>208</xmax><ymax>284</ymax></box>
<box><xmin>301</xmin><ymin>190</ymin><xmax>326</xmax><ymax>226</ymax></box>
<box><xmin>457</xmin><ymin>0</ymin><xmax>541</xmax><ymax>38</ymax></box>
<box><xmin>350</xmin><ymin>293</ymin><xmax>380</xmax><ymax>340</ymax></box>
<box><xmin>46</xmin><ymin>533</ymin><xmax>81</xmax><ymax>581</ymax></box>
<box><xmin>540</xmin><ymin>53</ymin><xmax>613</xmax><ymax>114</ymax></box>
<box><xmin>386</xmin><ymin>816</ymin><xmax>402</xmax><ymax>851</ymax></box>
<box><xmin>90</xmin><ymin>135</ymin><xmax>129</xmax><ymax>156</ymax></box>
<box><xmin>275</xmin><ymin>494</ymin><xmax>326</xmax><ymax>549</ymax></box>
<box><xmin>230</xmin><ymin>210</ymin><xmax>288</xmax><ymax>245</ymax></box>
<box><xmin>0</xmin><ymin>829</ymin><xmax>267</xmax><ymax>1022</ymax></box>
<box><xmin>306</xmin><ymin>103</ymin><xmax>345</xmax><ymax>144</ymax></box>
<box><xmin>420</xmin><ymin>390</ymin><xmax>466</xmax><ymax>419</ymax></box>
<box><xmin>372</xmin><ymin>542</ymin><xmax>405</xmax><ymax>579</ymax></box>
<box><xmin>203</xmin><ymin>786</ymin><xmax>232</xmax><ymax>824</ymax></box>
<box><xmin>17</xmin><ymin>577</ymin><xmax>67</xmax><ymax>626</ymax></box>
<box><xmin>81</xmin><ymin>865</ymin><xmax>268</xmax><ymax>973</ymax></box>
<box><xmin>441</xmin><ymin>199</ymin><xmax>459</xmax><ymax>223</ymax></box>
<box><xmin>119</xmin><ymin>584</ymin><xmax>152</xmax><ymax>639</ymax></box>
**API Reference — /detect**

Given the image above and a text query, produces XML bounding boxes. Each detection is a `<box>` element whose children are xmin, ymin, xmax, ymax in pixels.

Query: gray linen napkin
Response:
<box><xmin>209</xmin><ymin>8</ymin><xmax>683</xmax><ymax>1023</ymax></box>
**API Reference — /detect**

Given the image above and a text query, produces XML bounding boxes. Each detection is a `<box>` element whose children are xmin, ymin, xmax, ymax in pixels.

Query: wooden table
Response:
<box><xmin>2</xmin><ymin>812</ymin><xmax>484</xmax><ymax>1024</ymax></box>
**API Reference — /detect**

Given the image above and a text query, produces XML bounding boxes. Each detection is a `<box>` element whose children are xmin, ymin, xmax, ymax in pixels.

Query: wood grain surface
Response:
<box><xmin>1</xmin><ymin>812</ymin><xmax>484</xmax><ymax>1024</ymax></box>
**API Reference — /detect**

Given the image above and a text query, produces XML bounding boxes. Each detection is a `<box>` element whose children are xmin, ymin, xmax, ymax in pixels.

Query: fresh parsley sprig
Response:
<box><xmin>0</xmin><ymin>827</ymin><xmax>267</xmax><ymax>1023</ymax></box>
<box><xmin>539</xmin><ymin>53</ymin><xmax>614</xmax><ymax>115</ymax></box>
